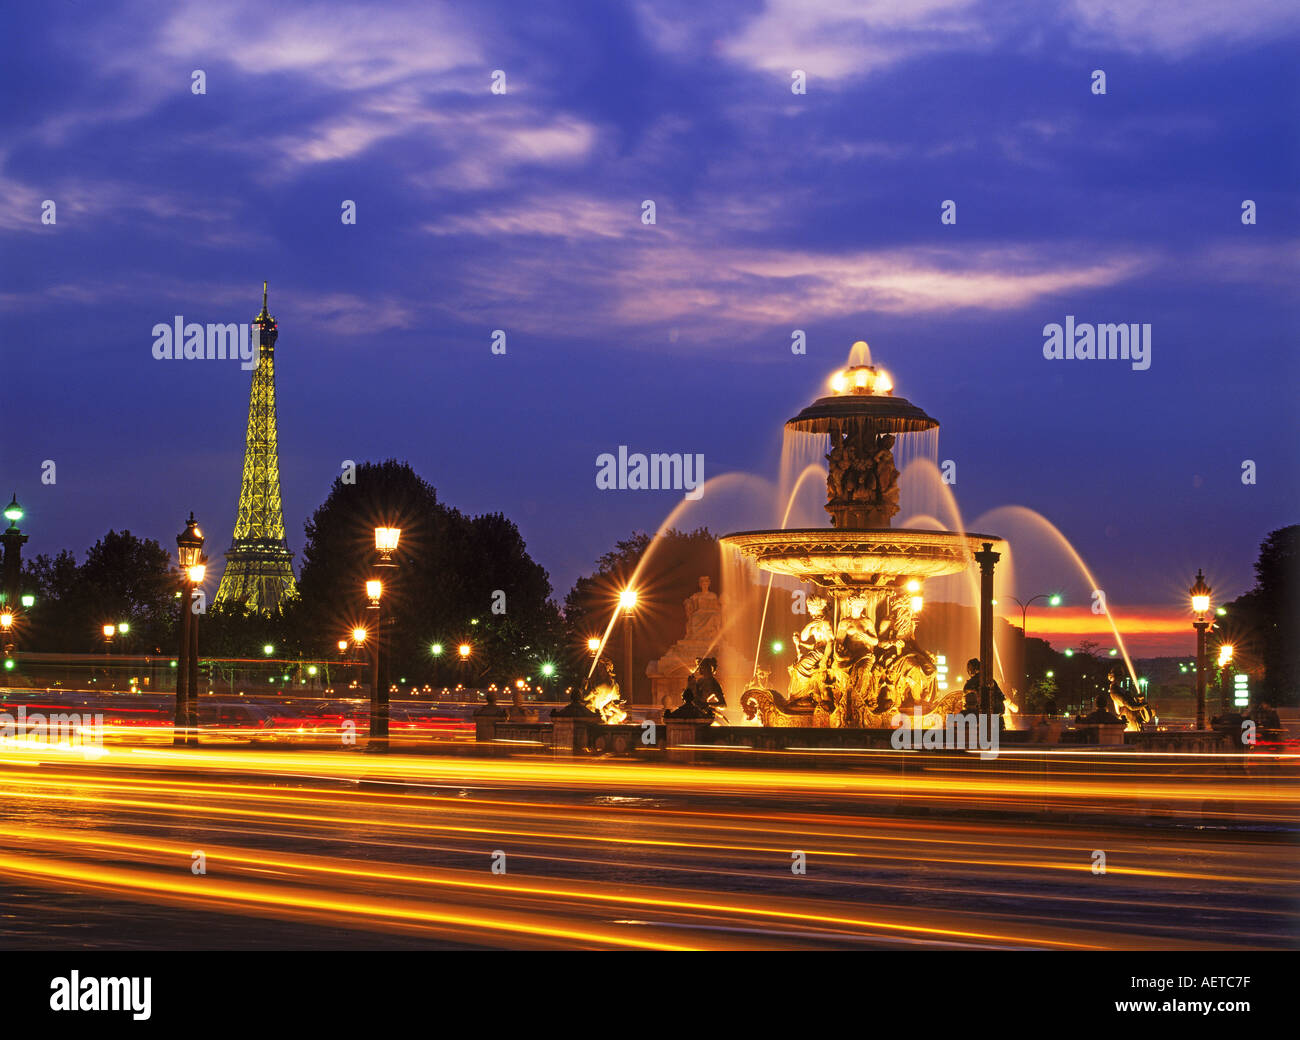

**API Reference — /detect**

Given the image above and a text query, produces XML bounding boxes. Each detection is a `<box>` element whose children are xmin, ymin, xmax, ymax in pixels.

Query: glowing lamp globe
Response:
<box><xmin>1189</xmin><ymin>569</ymin><xmax>1212</xmax><ymax>618</ymax></box>
<box><xmin>175</xmin><ymin>512</ymin><xmax>205</xmax><ymax>569</ymax></box>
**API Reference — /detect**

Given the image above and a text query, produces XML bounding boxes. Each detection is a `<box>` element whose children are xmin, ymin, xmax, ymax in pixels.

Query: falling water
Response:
<box><xmin>584</xmin><ymin>471</ymin><xmax>770</xmax><ymax>681</ymax></box>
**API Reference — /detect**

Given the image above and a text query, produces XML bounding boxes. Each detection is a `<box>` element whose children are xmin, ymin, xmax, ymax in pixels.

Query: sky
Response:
<box><xmin>1</xmin><ymin>0</ymin><xmax>1297</xmax><ymax>656</ymax></box>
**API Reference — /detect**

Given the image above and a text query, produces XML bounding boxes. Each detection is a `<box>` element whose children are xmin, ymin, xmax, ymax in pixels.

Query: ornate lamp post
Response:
<box><xmin>1189</xmin><ymin>569</ymin><xmax>1211</xmax><ymax>731</ymax></box>
<box><xmin>1</xmin><ymin>494</ymin><xmax>28</xmax><ymax>613</ymax></box>
<box><xmin>973</xmin><ymin>542</ymin><xmax>1001</xmax><ymax>715</ymax></box>
<box><xmin>367</xmin><ymin>524</ymin><xmax>400</xmax><ymax>752</ymax></box>
<box><xmin>366</xmin><ymin>579</ymin><xmax>385</xmax><ymax>748</ymax></box>
<box><xmin>619</xmin><ymin>587</ymin><xmax>637</xmax><ymax>704</ymax></box>
<box><xmin>175</xmin><ymin>513</ymin><xmax>206</xmax><ymax>746</ymax></box>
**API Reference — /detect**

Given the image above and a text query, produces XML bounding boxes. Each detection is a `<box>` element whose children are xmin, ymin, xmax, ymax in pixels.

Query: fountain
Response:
<box><xmin>722</xmin><ymin>342</ymin><xmax>1004</xmax><ymax>728</ymax></box>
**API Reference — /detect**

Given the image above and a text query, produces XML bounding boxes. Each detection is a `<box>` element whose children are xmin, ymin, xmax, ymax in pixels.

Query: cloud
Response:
<box><xmin>435</xmin><ymin>231</ymin><xmax>1151</xmax><ymax>342</ymax></box>
<box><xmin>1068</xmin><ymin>0</ymin><xmax>1300</xmax><ymax>56</ymax></box>
<box><xmin>639</xmin><ymin>0</ymin><xmax>1300</xmax><ymax>84</ymax></box>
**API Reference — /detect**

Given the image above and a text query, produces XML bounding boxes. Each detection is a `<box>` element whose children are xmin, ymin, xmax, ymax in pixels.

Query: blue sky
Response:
<box><xmin>1</xmin><ymin>0</ymin><xmax>1297</xmax><ymax>644</ymax></box>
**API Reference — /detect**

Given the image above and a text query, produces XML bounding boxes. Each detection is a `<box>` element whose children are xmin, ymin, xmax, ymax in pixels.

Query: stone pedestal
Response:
<box><xmin>665</xmin><ymin>720</ymin><xmax>711</xmax><ymax>764</ymax></box>
<box><xmin>472</xmin><ymin>702</ymin><xmax>507</xmax><ymax>742</ymax></box>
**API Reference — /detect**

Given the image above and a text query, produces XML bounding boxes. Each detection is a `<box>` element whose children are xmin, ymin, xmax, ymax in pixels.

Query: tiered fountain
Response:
<box><xmin>722</xmin><ymin>344</ymin><xmax>1004</xmax><ymax>728</ymax></box>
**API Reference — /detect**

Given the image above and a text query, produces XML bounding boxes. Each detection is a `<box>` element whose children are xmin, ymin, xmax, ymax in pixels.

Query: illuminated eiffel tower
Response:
<box><xmin>214</xmin><ymin>282</ymin><xmax>297</xmax><ymax>612</ymax></box>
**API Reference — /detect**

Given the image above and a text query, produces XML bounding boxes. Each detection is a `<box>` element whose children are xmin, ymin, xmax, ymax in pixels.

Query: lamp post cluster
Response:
<box><xmin>174</xmin><ymin>513</ymin><xmax>207</xmax><ymax>746</ymax></box>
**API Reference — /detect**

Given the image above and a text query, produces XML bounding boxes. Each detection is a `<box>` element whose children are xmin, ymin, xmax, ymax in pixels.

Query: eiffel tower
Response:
<box><xmin>214</xmin><ymin>282</ymin><xmax>297</xmax><ymax>612</ymax></box>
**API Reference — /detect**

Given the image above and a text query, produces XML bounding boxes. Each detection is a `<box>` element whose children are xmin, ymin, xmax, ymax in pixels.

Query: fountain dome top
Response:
<box><xmin>786</xmin><ymin>364</ymin><xmax>938</xmax><ymax>435</ymax></box>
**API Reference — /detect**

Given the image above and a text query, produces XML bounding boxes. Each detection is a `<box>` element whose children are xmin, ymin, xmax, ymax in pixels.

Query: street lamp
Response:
<box><xmin>1011</xmin><ymin>593</ymin><xmax>1061</xmax><ymax>705</ymax></box>
<box><xmin>1</xmin><ymin>494</ymin><xmax>28</xmax><ymax>615</ymax></box>
<box><xmin>368</xmin><ymin>525</ymin><xmax>401</xmax><ymax>751</ymax></box>
<box><xmin>458</xmin><ymin>643</ymin><xmax>471</xmax><ymax>659</ymax></box>
<box><xmin>620</xmin><ymin>587</ymin><xmax>638</xmax><ymax>704</ymax></box>
<box><xmin>375</xmin><ymin>526</ymin><xmax>401</xmax><ymax>562</ymax></box>
<box><xmin>1189</xmin><ymin>569</ymin><xmax>1212</xmax><ymax>730</ymax></box>
<box><xmin>174</xmin><ymin>512</ymin><xmax>206</xmax><ymax>747</ymax></box>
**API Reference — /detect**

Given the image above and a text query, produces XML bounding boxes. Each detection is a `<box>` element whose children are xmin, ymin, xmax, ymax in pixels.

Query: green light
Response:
<box><xmin>170</xmin><ymin>660</ymin><xmax>177</xmax><ymax>668</ymax></box>
<box><xmin>1215</xmin><ymin>607</ymin><xmax>1226</xmax><ymax>616</ymax></box>
<box><xmin>3</xmin><ymin>659</ymin><xmax>13</xmax><ymax>671</ymax></box>
<box><xmin>771</xmin><ymin>641</ymin><xmax>784</xmax><ymax>653</ymax></box>
<box><xmin>431</xmin><ymin>643</ymin><xmax>443</xmax><ymax>656</ymax></box>
<box><xmin>118</xmin><ymin>622</ymin><xmax>130</xmax><ymax>634</ymax></box>
<box><xmin>1063</xmin><ymin>649</ymin><xmax>1074</xmax><ymax>657</ymax></box>
<box><xmin>20</xmin><ymin>594</ymin><xmax>34</xmax><ymax>608</ymax></box>
<box><xmin>307</xmin><ymin>665</ymin><xmax>318</xmax><ymax>676</ymax></box>
<box><xmin>1045</xmin><ymin>670</ymin><xmax>1054</xmax><ymax>678</ymax></box>
<box><xmin>263</xmin><ymin>644</ymin><xmax>274</xmax><ymax>656</ymax></box>
<box><xmin>1048</xmin><ymin>595</ymin><xmax>1062</xmax><ymax>606</ymax></box>
<box><xmin>541</xmin><ymin>662</ymin><xmax>555</xmax><ymax>677</ymax></box>
<box><xmin>470</xmin><ymin>618</ymin><xmax>479</xmax><ymax>625</ymax></box>
<box><xmin>3</xmin><ymin>496</ymin><xmax>21</xmax><ymax>524</ymax></box>
<box><xmin>1108</xmin><ymin>648</ymin><xmax>1118</xmax><ymax>656</ymax></box>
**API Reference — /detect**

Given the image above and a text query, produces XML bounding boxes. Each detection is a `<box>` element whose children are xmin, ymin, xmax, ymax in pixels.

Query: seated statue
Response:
<box><xmin>1081</xmin><ymin>693</ymin><xmax>1124</xmax><ymax>725</ymax></box>
<box><xmin>683</xmin><ymin>577</ymin><xmax>723</xmax><ymax>643</ymax></box>
<box><xmin>787</xmin><ymin>595</ymin><xmax>834</xmax><ymax>708</ymax></box>
<box><xmin>665</xmin><ymin>683</ymin><xmax>715</xmax><ymax>719</ymax></box>
<box><xmin>692</xmin><ymin>656</ymin><xmax>726</xmax><ymax>712</ymax></box>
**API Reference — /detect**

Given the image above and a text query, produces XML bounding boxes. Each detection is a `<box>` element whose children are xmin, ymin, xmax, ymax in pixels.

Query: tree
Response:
<box><xmin>23</xmin><ymin>532</ymin><xmax>176</xmax><ymax>653</ymax></box>
<box><xmin>294</xmin><ymin>459</ymin><xmax>560</xmax><ymax>687</ymax></box>
<box><xmin>1225</xmin><ymin>526</ymin><xmax>1299</xmax><ymax>705</ymax></box>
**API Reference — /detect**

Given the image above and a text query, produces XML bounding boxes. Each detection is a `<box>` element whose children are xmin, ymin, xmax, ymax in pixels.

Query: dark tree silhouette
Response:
<box><xmin>294</xmin><ymin>459</ymin><xmax>561</xmax><ymax>687</ymax></box>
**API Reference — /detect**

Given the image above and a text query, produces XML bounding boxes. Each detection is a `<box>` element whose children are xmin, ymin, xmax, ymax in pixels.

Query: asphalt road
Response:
<box><xmin>0</xmin><ymin>743</ymin><xmax>1295</xmax><ymax>950</ymax></box>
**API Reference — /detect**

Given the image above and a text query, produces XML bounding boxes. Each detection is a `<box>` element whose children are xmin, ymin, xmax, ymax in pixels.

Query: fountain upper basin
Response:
<box><xmin>721</xmin><ymin>528</ymin><xmax>1003</xmax><ymax>588</ymax></box>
